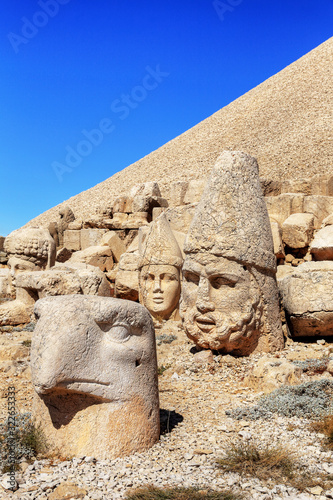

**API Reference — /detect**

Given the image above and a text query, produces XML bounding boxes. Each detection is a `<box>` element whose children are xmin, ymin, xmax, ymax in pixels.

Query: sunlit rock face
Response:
<box><xmin>31</xmin><ymin>295</ymin><xmax>160</xmax><ymax>459</ymax></box>
<box><xmin>139</xmin><ymin>213</ymin><xmax>183</xmax><ymax>321</ymax></box>
<box><xmin>180</xmin><ymin>151</ymin><xmax>284</xmax><ymax>356</ymax></box>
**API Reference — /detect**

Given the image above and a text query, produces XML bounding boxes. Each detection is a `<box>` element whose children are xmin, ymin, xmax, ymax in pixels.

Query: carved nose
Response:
<box><xmin>196</xmin><ymin>277</ymin><xmax>215</xmax><ymax>313</ymax></box>
<box><xmin>153</xmin><ymin>278</ymin><xmax>162</xmax><ymax>293</ymax></box>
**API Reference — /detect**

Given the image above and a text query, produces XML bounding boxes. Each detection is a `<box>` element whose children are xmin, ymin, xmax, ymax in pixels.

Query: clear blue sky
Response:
<box><xmin>1</xmin><ymin>0</ymin><xmax>332</xmax><ymax>236</ymax></box>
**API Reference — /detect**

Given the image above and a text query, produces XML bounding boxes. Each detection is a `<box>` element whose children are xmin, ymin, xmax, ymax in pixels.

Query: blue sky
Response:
<box><xmin>0</xmin><ymin>0</ymin><xmax>332</xmax><ymax>236</ymax></box>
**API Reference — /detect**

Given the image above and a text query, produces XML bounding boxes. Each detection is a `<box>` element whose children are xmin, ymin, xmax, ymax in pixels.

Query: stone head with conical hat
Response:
<box><xmin>139</xmin><ymin>213</ymin><xmax>183</xmax><ymax>320</ymax></box>
<box><xmin>180</xmin><ymin>151</ymin><xmax>283</xmax><ymax>355</ymax></box>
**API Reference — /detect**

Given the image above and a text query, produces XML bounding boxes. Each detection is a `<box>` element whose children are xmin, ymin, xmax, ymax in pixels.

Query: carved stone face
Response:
<box><xmin>139</xmin><ymin>264</ymin><xmax>181</xmax><ymax>319</ymax></box>
<box><xmin>7</xmin><ymin>257</ymin><xmax>41</xmax><ymax>288</ymax></box>
<box><xmin>180</xmin><ymin>253</ymin><xmax>262</xmax><ymax>353</ymax></box>
<box><xmin>31</xmin><ymin>295</ymin><xmax>158</xmax><ymax>402</ymax></box>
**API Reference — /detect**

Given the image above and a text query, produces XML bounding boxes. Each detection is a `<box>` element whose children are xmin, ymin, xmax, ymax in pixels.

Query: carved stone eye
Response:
<box><xmin>97</xmin><ymin>322</ymin><xmax>131</xmax><ymax>343</ymax></box>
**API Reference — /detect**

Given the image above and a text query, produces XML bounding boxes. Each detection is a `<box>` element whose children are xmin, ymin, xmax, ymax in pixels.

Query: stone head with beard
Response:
<box><xmin>180</xmin><ymin>151</ymin><xmax>284</xmax><ymax>356</ymax></box>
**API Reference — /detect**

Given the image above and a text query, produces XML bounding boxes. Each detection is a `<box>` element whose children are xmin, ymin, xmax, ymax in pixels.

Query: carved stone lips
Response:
<box><xmin>195</xmin><ymin>315</ymin><xmax>216</xmax><ymax>331</ymax></box>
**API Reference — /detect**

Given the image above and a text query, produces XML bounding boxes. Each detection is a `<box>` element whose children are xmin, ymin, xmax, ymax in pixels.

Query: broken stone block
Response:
<box><xmin>80</xmin><ymin>229</ymin><xmax>107</xmax><ymax>250</ymax></box>
<box><xmin>270</xmin><ymin>220</ymin><xmax>285</xmax><ymax>259</ymax></box>
<box><xmin>303</xmin><ymin>196</ymin><xmax>333</xmax><ymax>229</ymax></box>
<box><xmin>63</xmin><ymin>230</ymin><xmax>81</xmax><ymax>252</ymax></box>
<box><xmin>68</xmin><ymin>246</ymin><xmax>113</xmax><ymax>272</ymax></box>
<box><xmin>99</xmin><ymin>232</ymin><xmax>126</xmax><ymax>262</ymax></box>
<box><xmin>265</xmin><ymin>194</ymin><xmax>305</xmax><ymax>226</ymax></box>
<box><xmin>183</xmin><ymin>179</ymin><xmax>206</xmax><ymax>204</ymax></box>
<box><xmin>310</xmin><ymin>225</ymin><xmax>333</xmax><ymax>260</ymax></box>
<box><xmin>279</xmin><ymin>261</ymin><xmax>333</xmax><ymax>336</ymax></box>
<box><xmin>282</xmin><ymin>213</ymin><xmax>314</xmax><ymax>249</ymax></box>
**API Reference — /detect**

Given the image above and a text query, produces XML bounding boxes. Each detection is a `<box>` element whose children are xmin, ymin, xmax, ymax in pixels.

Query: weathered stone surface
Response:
<box><xmin>184</xmin><ymin>179</ymin><xmax>206</xmax><ymax>204</ymax></box>
<box><xmin>311</xmin><ymin>173</ymin><xmax>333</xmax><ymax>196</ymax></box>
<box><xmin>31</xmin><ymin>295</ymin><xmax>159</xmax><ymax>459</ymax></box>
<box><xmin>265</xmin><ymin>193</ymin><xmax>305</xmax><ymax>226</ymax></box>
<box><xmin>270</xmin><ymin>220</ymin><xmax>285</xmax><ymax>259</ymax></box>
<box><xmin>63</xmin><ymin>229</ymin><xmax>81</xmax><ymax>251</ymax></box>
<box><xmin>67</xmin><ymin>219</ymin><xmax>82</xmax><ymax>230</ymax></box>
<box><xmin>0</xmin><ymin>269</ymin><xmax>11</xmax><ymax>297</ymax></box>
<box><xmin>5</xmin><ymin>227</ymin><xmax>56</xmax><ymax>291</ymax></box>
<box><xmin>303</xmin><ymin>196</ymin><xmax>333</xmax><ymax>229</ymax></box>
<box><xmin>132</xmin><ymin>196</ymin><xmax>168</xmax><ymax>214</ymax></box>
<box><xmin>279</xmin><ymin>261</ymin><xmax>333</xmax><ymax>336</ymax></box>
<box><xmin>244</xmin><ymin>356</ymin><xmax>302</xmax><ymax>392</ymax></box>
<box><xmin>49</xmin><ymin>482</ymin><xmax>87</xmax><ymax>500</ymax></box>
<box><xmin>115</xmin><ymin>252</ymin><xmax>140</xmax><ymax>301</ymax></box>
<box><xmin>162</xmin><ymin>204</ymin><xmax>197</xmax><ymax>233</ymax></box>
<box><xmin>281</xmin><ymin>179</ymin><xmax>312</xmax><ymax>195</ymax></box>
<box><xmin>123</xmin><ymin>212</ymin><xmax>149</xmax><ymax>229</ymax></box>
<box><xmin>321</xmin><ymin>213</ymin><xmax>333</xmax><ymax>227</ymax></box>
<box><xmin>276</xmin><ymin>265</ymin><xmax>294</xmax><ymax>282</ymax></box>
<box><xmin>68</xmin><ymin>246</ymin><xmax>113</xmax><ymax>272</ymax></box>
<box><xmin>260</xmin><ymin>178</ymin><xmax>281</xmax><ymax>197</ymax></box>
<box><xmin>310</xmin><ymin>225</ymin><xmax>333</xmax><ymax>260</ymax></box>
<box><xmin>99</xmin><ymin>231</ymin><xmax>126</xmax><ymax>262</ymax></box>
<box><xmin>113</xmin><ymin>196</ymin><xmax>133</xmax><ymax>214</ymax></box>
<box><xmin>130</xmin><ymin>182</ymin><xmax>161</xmax><ymax>199</ymax></box>
<box><xmin>0</xmin><ymin>299</ymin><xmax>30</xmax><ymax>326</ymax></box>
<box><xmin>56</xmin><ymin>247</ymin><xmax>72</xmax><ymax>263</ymax></box>
<box><xmin>80</xmin><ymin>228</ymin><xmax>108</xmax><ymax>250</ymax></box>
<box><xmin>168</xmin><ymin>181</ymin><xmax>189</xmax><ymax>206</ymax></box>
<box><xmin>180</xmin><ymin>151</ymin><xmax>283</xmax><ymax>356</ymax></box>
<box><xmin>282</xmin><ymin>213</ymin><xmax>314</xmax><ymax>249</ymax></box>
<box><xmin>139</xmin><ymin>213</ymin><xmax>183</xmax><ymax>320</ymax></box>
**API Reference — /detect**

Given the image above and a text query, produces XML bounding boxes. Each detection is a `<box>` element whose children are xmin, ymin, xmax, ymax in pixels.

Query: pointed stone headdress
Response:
<box><xmin>139</xmin><ymin>213</ymin><xmax>183</xmax><ymax>269</ymax></box>
<box><xmin>184</xmin><ymin>151</ymin><xmax>276</xmax><ymax>272</ymax></box>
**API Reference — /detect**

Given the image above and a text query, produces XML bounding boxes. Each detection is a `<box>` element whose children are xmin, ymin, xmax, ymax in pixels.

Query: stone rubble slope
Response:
<box><xmin>26</xmin><ymin>37</ymin><xmax>333</xmax><ymax>230</ymax></box>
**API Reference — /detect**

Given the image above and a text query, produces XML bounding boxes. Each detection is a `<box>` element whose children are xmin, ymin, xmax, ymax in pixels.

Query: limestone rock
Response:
<box><xmin>310</xmin><ymin>225</ymin><xmax>333</xmax><ymax>260</ymax></box>
<box><xmin>265</xmin><ymin>193</ymin><xmax>305</xmax><ymax>226</ymax></box>
<box><xmin>68</xmin><ymin>246</ymin><xmax>113</xmax><ymax>272</ymax></box>
<box><xmin>113</xmin><ymin>196</ymin><xmax>133</xmax><ymax>214</ymax></box>
<box><xmin>180</xmin><ymin>151</ymin><xmax>283</xmax><ymax>356</ymax></box>
<box><xmin>132</xmin><ymin>195</ymin><xmax>168</xmax><ymax>214</ymax></box>
<box><xmin>115</xmin><ymin>252</ymin><xmax>140</xmax><ymax>301</ymax></box>
<box><xmin>130</xmin><ymin>181</ymin><xmax>161</xmax><ymax>199</ymax></box>
<box><xmin>63</xmin><ymin>229</ymin><xmax>81</xmax><ymax>251</ymax></box>
<box><xmin>193</xmin><ymin>350</ymin><xmax>214</xmax><ymax>364</ymax></box>
<box><xmin>31</xmin><ymin>295</ymin><xmax>159</xmax><ymax>459</ymax></box>
<box><xmin>49</xmin><ymin>481</ymin><xmax>87</xmax><ymax>500</ymax></box>
<box><xmin>270</xmin><ymin>220</ymin><xmax>285</xmax><ymax>259</ymax></box>
<box><xmin>99</xmin><ymin>231</ymin><xmax>126</xmax><ymax>262</ymax></box>
<box><xmin>276</xmin><ymin>265</ymin><xmax>294</xmax><ymax>282</ymax></box>
<box><xmin>303</xmin><ymin>196</ymin><xmax>333</xmax><ymax>229</ymax></box>
<box><xmin>279</xmin><ymin>261</ymin><xmax>333</xmax><ymax>336</ymax></box>
<box><xmin>162</xmin><ymin>204</ymin><xmax>197</xmax><ymax>233</ymax></box>
<box><xmin>281</xmin><ymin>178</ymin><xmax>312</xmax><ymax>195</ymax></box>
<box><xmin>184</xmin><ymin>179</ymin><xmax>206</xmax><ymax>204</ymax></box>
<box><xmin>168</xmin><ymin>181</ymin><xmax>189</xmax><ymax>206</ymax></box>
<box><xmin>80</xmin><ymin>228</ymin><xmax>107</xmax><ymax>250</ymax></box>
<box><xmin>282</xmin><ymin>213</ymin><xmax>314</xmax><ymax>248</ymax></box>
<box><xmin>0</xmin><ymin>300</ymin><xmax>30</xmax><ymax>326</ymax></box>
<box><xmin>244</xmin><ymin>356</ymin><xmax>302</xmax><ymax>392</ymax></box>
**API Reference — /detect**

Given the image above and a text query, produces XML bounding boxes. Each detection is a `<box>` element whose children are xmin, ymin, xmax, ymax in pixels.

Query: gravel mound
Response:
<box><xmin>26</xmin><ymin>37</ymin><xmax>333</xmax><ymax>229</ymax></box>
<box><xmin>227</xmin><ymin>379</ymin><xmax>333</xmax><ymax>420</ymax></box>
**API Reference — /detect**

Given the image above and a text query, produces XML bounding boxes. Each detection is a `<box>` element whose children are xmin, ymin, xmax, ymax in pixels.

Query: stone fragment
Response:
<box><xmin>270</xmin><ymin>220</ymin><xmax>285</xmax><ymax>259</ymax></box>
<box><xmin>130</xmin><ymin>182</ymin><xmax>161</xmax><ymax>199</ymax></box>
<box><xmin>303</xmin><ymin>196</ymin><xmax>333</xmax><ymax>229</ymax></box>
<box><xmin>244</xmin><ymin>356</ymin><xmax>302</xmax><ymax>392</ymax></box>
<box><xmin>162</xmin><ymin>204</ymin><xmax>197</xmax><ymax>233</ymax></box>
<box><xmin>68</xmin><ymin>246</ymin><xmax>113</xmax><ymax>272</ymax></box>
<box><xmin>184</xmin><ymin>179</ymin><xmax>206</xmax><ymax>204</ymax></box>
<box><xmin>139</xmin><ymin>213</ymin><xmax>183</xmax><ymax>320</ymax></box>
<box><xmin>193</xmin><ymin>350</ymin><xmax>214</xmax><ymax>364</ymax></box>
<box><xmin>56</xmin><ymin>247</ymin><xmax>72</xmax><ymax>263</ymax></box>
<box><xmin>48</xmin><ymin>481</ymin><xmax>87</xmax><ymax>500</ymax></box>
<box><xmin>99</xmin><ymin>232</ymin><xmax>126</xmax><ymax>262</ymax></box>
<box><xmin>180</xmin><ymin>151</ymin><xmax>283</xmax><ymax>355</ymax></box>
<box><xmin>80</xmin><ymin>228</ymin><xmax>108</xmax><ymax>250</ymax></box>
<box><xmin>265</xmin><ymin>193</ymin><xmax>305</xmax><ymax>226</ymax></box>
<box><xmin>279</xmin><ymin>261</ymin><xmax>333</xmax><ymax>336</ymax></box>
<box><xmin>310</xmin><ymin>225</ymin><xmax>333</xmax><ymax>260</ymax></box>
<box><xmin>0</xmin><ymin>299</ymin><xmax>30</xmax><ymax>326</ymax></box>
<box><xmin>31</xmin><ymin>295</ymin><xmax>159</xmax><ymax>460</ymax></box>
<box><xmin>113</xmin><ymin>196</ymin><xmax>133</xmax><ymax>214</ymax></box>
<box><xmin>282</xmin><ymin>213</ymin><xmax>314</xmax><ymax>248</ymax></box>
<box><xmin>63</xmin><ymin>229</ymin><xmax>81</xmax><ymax>251</ymax></box>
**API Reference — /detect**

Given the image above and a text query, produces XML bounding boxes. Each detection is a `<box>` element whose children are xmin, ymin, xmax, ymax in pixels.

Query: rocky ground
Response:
<box><xmin>1</xmin><ymin>320</ymin><xmax>333</xmax><ymax>499</ymax></box>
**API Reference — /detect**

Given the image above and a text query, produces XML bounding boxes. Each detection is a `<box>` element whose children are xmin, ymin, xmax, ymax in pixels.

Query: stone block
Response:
<box><xmin>282</xmin><ymin>213</ymin><xmax>314</xmax><ymax>249</ymax></box>
<box><xmin>270</xmin><ymin>220</ymin><xmax>285</xmax><ymax>259</ymax></box>
<box><xmin>63</xmin><ymin>230</ymin><xmax>81</xmax><ymax>252</ymax></box>
<box><xmin>281</xmin><ymin>179</ymin><xmax>311</xmax><ymax>195</ymax></box>
<box><xmin>113</xmin><ymin>196</ymin><xmax>133</xmax><ymax>214</ymax></box>
<box><xmin>130</xmin><ymin>181</ymin><xmax>161</xmax><ymax>199</ymax></box>
<box><xmin>303</xmin><ymin>196</ymin><xmax>333</xmax><ymax>229</ymax></box>
<box><xmin>163</xmin><ymin>204</ymin><xmax>197</xmax><ymax>233</ymax></box>
<box><xmin>68</xmin><ymin>246</ymin><xmax>113</xmax><ymax>272</ymax></box>
<box><xmin>118</xmin><ymin>252</ymin><xmax>140</xmax><ymax>272</ymax></box>
<box><xmin>265</xmin><ymin>194</ymin><xmax>305</xmax><ymax>225</ymax></box>
<box><xmin>99</xmin><ymin>232</ymin><xmax>126</xmax><ymax>262</ymax></box>
<box><xmin>132</xmin><ymin>195</ymin><xmax>168</xmax><ymax>213</ymax></box>
<box><xmin>311</xmin><ymin>174</ymin><xmax>333</xmax><ymax>196</ymax></box>
<box><xmin>310</xmin><ymin>225</ymin><xmax>333</xmax><ymax>260</ymax></box>
<box><xmin>123</xmin><ymin>213</ymin><xmax>149</xmax><ymax>229</ymax></box>
<box><xmin>279</xmin><ymin>261</ymin><xmax>333</xmax><ymax>336</ymax></box>
<box><xmin>184</xmin><ymin>179</ymin><xmax>206</xmax><ymax>204</ymax></box>
<box><xmin>80</xmin><ymin>229</ymin><xmax>107</xmax><ymax>250</ymax></box>
<box><xmin>115</xmin><ymin>270</ymin><xmax>139</xmax><ymax>301</ymax></box>
<box><xmin>67</xmin><ymin>220</ymin><xmax>82</xmax><ymax>230</ymax></box>
<box><xmin>168</xmin><ymin>181</ymin><xmax>189</xmax><ymax>206</ymax></box>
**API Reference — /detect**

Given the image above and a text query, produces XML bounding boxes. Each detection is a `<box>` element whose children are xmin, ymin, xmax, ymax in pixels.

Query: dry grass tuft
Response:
<box><xmin>216</xmin><ymin>440</ymin><xmax>295</xmax><ymax>482</ymax></box>
<box><xmin>125</xmin><ymin>486</ymin><xmax>242</xmax><ymax>500</ymax></box>
<box><xmin>310</xmin><ymin>414</ymin><xmax>333</xmax><ymax>448</ymax></box>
